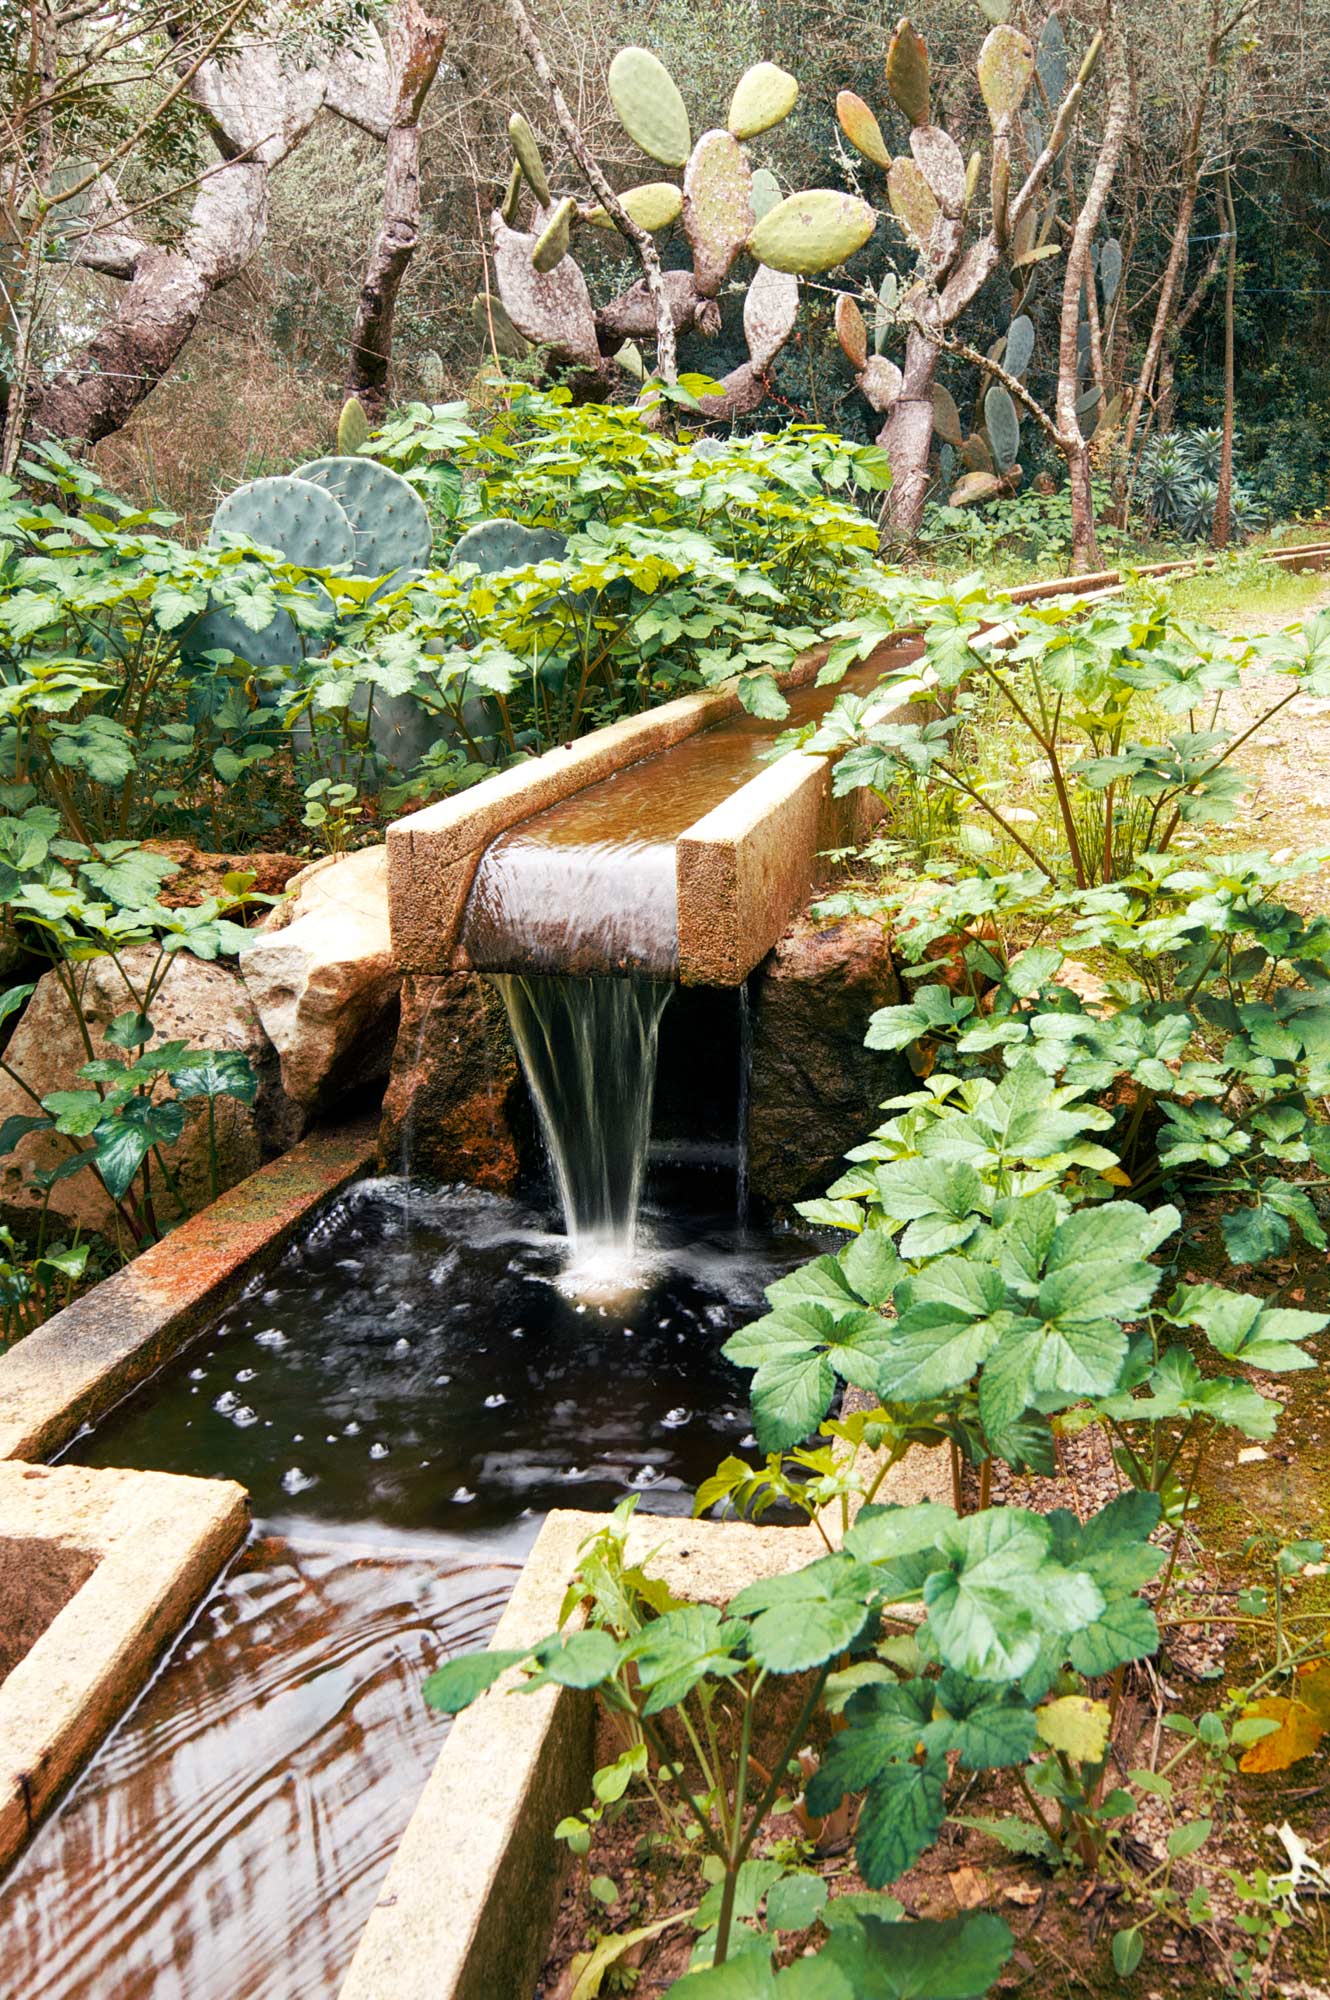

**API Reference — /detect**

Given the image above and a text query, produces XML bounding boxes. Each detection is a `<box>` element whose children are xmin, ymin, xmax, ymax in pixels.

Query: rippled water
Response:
<box><xmin>2</xmin><ymin>1175</ymin><xmax>811</xmax><ymax>1999</ymax></box>
<box><xmin>0</xmin><ymin>1536</ymin><xmax>515</xmax><ymax>2000</ymax></box>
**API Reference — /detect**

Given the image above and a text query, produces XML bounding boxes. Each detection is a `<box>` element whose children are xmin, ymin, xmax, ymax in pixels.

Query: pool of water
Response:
<box><xmin>2</xmin><ymin>1173</ymin><xmax>811</xmax><ymax>2000</ymax></box>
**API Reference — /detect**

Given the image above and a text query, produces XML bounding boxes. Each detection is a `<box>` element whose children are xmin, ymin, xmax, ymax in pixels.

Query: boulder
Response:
<box><xmin>746</xmin><ymin>912</ymin><xmax>908</xmax><ymax>1209</ymax></box>
<box><xmin>378</xmin><ymin>971</ymin><xmax>532</xmax><ymax>1190</ymax></box>
<box><xmin>0</xmin><ymin>946</ymin><xmax>281</xmax><ymax>1240</ymax></box>
<box><xmin>238</xmin><ymin>844</ymin><xmax>400</xmax><ymax>1112</ymax></box>
<box><xmin>142</xmin><ymin>841</ymin><xmax>304</xmax><ymax>909</ymax></box>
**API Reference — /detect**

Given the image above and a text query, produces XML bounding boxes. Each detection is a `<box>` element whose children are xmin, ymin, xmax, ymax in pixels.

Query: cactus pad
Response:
<box><xmin>749</xmin><ymin>168</ymin><xmax>782</xmax><ymax>220</ymax></box>
<box><xmin>747</xmin><ymin>190</ymin><xmax>875</xmax><ymax>275</ymax></box>
<box><xmin>295</xmin><ymin>457</ymin><xmax>432</xmax><ymax>580</ymax></box>
<box><xmin>950</xmin><ymin>470</ymin><xmax>1005</xmax><ymax>507</ymax></box>
<box><xmin>1100</xmin><ymin>236</ymin><xmax>1123</xmax><ymax>305</ymax></box>
<box><xmin>210</xmin><ymin>476</ymin><xmax>355</xmax><ymax>572</ymax></box>
<box><xmin>977</xmin><ymin>23</ymin><xmax>1035</xmax><ymax>120</ymax></box>
<box><xmin>472</xmin><ymin>291</ymin><xmax>529</xmax><ymax>359</ymax></box>
<box><xmin>743</xmin><ymin>262</ymin><xmax>799</xmax><ymax>369</ymax></box>
<box><xmin>608</xmin><ymin>48</ymin><xmax>691</xmax><ymax>168</ymax></box>
<box><xmin>492</xmin><ymin>216</ymin><xmax>601</xmax><ymax>372</ymax></box>
<box><xmin>1036</xmin><ymin>12</ymin><xmax>1068</xmax><ymax>103</ymax></box>
<box><xmin>683</xmin><ymin>129</ymin><xmax>754</xmax><ymax>294</ymax></box>
<box><xmin>532</xmin><ymin>196</ymin><xmax>576</xmax><ymax>273</ymax></box>
<box><xmin>931</xmin><ymin>383</ymin><xmax>964</xmax><ymax>447</ymax></box>
<box><xmin>1004</xmin><ymin>313</ymin><xmax>1035</xmax><ymax>379</ymax></box>
<box><xmin>887</xmin><ymin>158</ymin><xmax>940</xmax><ymax>255</ymax></box>
<box><xmin>835</xmin><ymin>293</ymin><xmax>868</xmax><ymax>370</ymax></box>
<box><xmin>885</xmin><ymin>19</ymin><xmax>931</xmax><ymax>127</ymax></box>
<box><xmin>836</xmin><ymin>91</ymin><xmax>891</xmax><ymax>170</ymax></box>
<box><xmin>726</xmin><ymin>62</ymin><xmax>798</xmax><ymax>140</ymax></box>
<box><xmin>449</xmin><ymin>520</ymin><xmax>567</xmax><ymax>574</ymax></box>
<box><xmin>181</xmin><ymin>579</ymin><xmax>334</xmax><ymax>675</ymax></box>
<box><xmin>508</xmin><ymin>113</ymin><xmax>551</xmax><ymax>206</ymax></box>
<box><xmin>910</xmin><ymin>125</ymin><xmax>965</xmax><ymax>213</ymax></box>
<box><xmin>984</xmin><ymin>384</ymin><xmax>1021</xmax><ymax>472</ymax></box>
<box><xmin>961</xmin><ymin>432</ymin><xmax>996</xmax><ymax>475</ymax></box>
<box><xmin>337</xmin><ymin>397</ymin><xmax>371</xmax><ymax>456</ymax></box>
<box><xmin>586</xmin><ymin>183</ymin><xmax>683</xmax><ymax>232</ymax></box>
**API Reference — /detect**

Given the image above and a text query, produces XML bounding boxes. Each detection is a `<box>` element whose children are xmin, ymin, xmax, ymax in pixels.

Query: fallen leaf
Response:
<box><xmin>948</xmin><ymin>1865</ymin><xmax>988</xmax><ymax>1910</ymax></box>
<box><xmin>1002</xmin><ymin>1882</ymin><xmax>1043</xmax><ymax>1907</ymax></box>
<box><xmin>1239</xmin><ymin>1696</ymin><xmax>1324</xmax><ymax>1773</ymax></box>
<box><xmin>1296</xmin><ymin>1662</ymin><xmax>1330</xmax><ymax>1726</ymax></box>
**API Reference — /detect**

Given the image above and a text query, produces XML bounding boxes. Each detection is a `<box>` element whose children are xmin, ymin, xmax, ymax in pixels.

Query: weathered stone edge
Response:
<box><xmin>0</xmin><ymin>1460</ymin><xmax>249</xmax><ymax>1873</ymax></box>
<box><xmin>336</xmin><ymin>1509</ymin><xmax>829</xmax><ymax>2000</ymax></box>
<box><xmin>0</xmin><ymin>1116</ymin><xmax>378</xmax><ymax>1465</ymax></box>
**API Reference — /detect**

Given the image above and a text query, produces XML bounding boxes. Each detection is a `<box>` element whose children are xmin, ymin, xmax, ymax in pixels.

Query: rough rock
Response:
<box><xmin>378</xmin><ymin>971</ymin><xmax>532</xmax><ymax>1190</ymax></box>
<box><xmin>238</xmin><ymin>843</ymin><xmax>400</xmax><ymax>1112</ymax></box>
<box><xmin>0</xmin><ymin>945</ymin><xmax>282</xmax><ymax>1239</ymax></box>
<box><xmin>746</xmin><ymin>912</ymin><xmax>907</xmax><ymax>1208</ymax></box>
<box><xmin>143</xmin><ymin>841</ymin><xmax>304</xmax><ymax>910</ymax></box>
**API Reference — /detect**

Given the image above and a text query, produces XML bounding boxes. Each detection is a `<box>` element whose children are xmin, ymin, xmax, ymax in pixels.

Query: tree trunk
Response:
<box><xmin>1067</xmin><ymin>441</ymin><xmax>1099</xmax><ymax>570</ymax></box>
<box><xmin>347</xmin><ymin>1</ymin><xmax>447</xmax><ymax>415</ymax></box>
<box><xmin>28</xmin><ymin>162</ymin><xmax>268</xmax><ymax>448</ymax></box>
<box><xmin>1212</xmin><ymin>153</ymin><xmax>1237</xmax><ymax>549</ymax></box>
<box><xmin>879</xmin><ymin>324</ymin><xmax>939</xmax><ymax>547</ymax></box>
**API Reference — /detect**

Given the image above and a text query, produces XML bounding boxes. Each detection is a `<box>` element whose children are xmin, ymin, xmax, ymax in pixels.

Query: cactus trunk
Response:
<box><xmin>876</xmin><ymin>322</ymin><xmax>939</xmax><ymax>546</ymax></box>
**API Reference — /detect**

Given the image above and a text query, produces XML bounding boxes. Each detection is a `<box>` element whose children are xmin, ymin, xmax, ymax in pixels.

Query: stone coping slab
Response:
<box><xmin>336</xmin><ymin>1509</ymin><xmax>828</xmax><ymax>2000</ymax></box>
<box><xmin>0</xmin><ymin>1458</ymin><xmax>247</xmax><ymax>1873</ymax></box>
<box><xmin>0</xmin><ymin>1117</ymin><xmax>377</xmax><ymax>1466</ymax></box>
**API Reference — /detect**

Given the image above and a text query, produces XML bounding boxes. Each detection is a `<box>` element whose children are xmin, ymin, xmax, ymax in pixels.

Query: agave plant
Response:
<box><xmin>1137</xmin><ymin>426</ymin><xmax>1264</xmax><ymax>542</ymax></box>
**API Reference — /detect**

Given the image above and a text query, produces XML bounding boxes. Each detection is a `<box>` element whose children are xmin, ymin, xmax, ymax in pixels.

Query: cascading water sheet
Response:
<box><xmin>493</xmin><ymin>972</ymin><xmax>671</xmax><ymax>1277</ymax></box>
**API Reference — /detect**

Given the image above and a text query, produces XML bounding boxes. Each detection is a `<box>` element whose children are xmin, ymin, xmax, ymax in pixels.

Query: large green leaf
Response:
<box><xmin>1167</xmin><ymin>1282</ymin><xmax>1324</xmax><ymax>1372</ymax></box>
<box><xmin>627</xmin><ymin>1605</ymin><xmax>748</xmax><ymax>1715</ymax></box>
<box><xmin>93</xmin><ymin>1097</ymin><xmax>186</xmax><ymax>1197</ymax></box>
<box><xmin>730</xmin><ymin>1554</ymin><xmax>878</xmax><ymax>1672</ymax></box>
<box><xmin>422</xmin><ymin>1646</ymin><xmax>528</xmax><ymax>1713</ymax></box>
<box><xmin>169</xmin><ymin>1050</ymin><xmax>259</xmax><ymax>1105</ymax></box>
<box><xmin>823</xmin><ymin>1912</ymin><xmax>1014</xmax><ymax>1998</ymax></box>
<box><xmin>724</xmin><ymin>1300</ymin><xmax>896</xmax><ymax>1452</ymax></box>
<box><xmin>923</xmin><ymin>1510</ymin><xmax>1103</xmax><ymax>1681</ymax></box>
<box><xmin>849</xmin><ymin>1760</ymin><xmax>948</xmax><ymax>1888</ymax></box>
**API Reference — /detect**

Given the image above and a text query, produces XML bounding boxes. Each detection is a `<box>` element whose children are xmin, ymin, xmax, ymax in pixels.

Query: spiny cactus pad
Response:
<box><xmin>836</xmin><ymin>91</ymin><xmax>891</xmax><ymax>170</ymax></box>
<box><xmin>931</xmin><ymin>383</ymin><xmax>964</xmax><ymax>447</ymax></box>
<box><xmin>749</xmin><ymin>168</ymin><xmax>782</xmax><ymax>220</ymax></box>
<box><xmin>887</xmin><ymin>158</ymin><xmax>940</xmax><ymax>255</ymax></box>
<box><xmin>337</xmin><ymin>397</ymin><xmax>371</xmax><ymax>456</ymax></box>
<box><xmin>683</xmin><ymin>129</ymin><xmax>754</xmax><ymax>295</ymax></box>
<box><xmin>977</xmin><ymin>23</ymin><xmax>1035</xmax><ymax>121</ymax></box>
<box><xmin>295</xmin><ymin>457</ymin><xmax>432</xmax><ymax>580</ymax></box>
<box><xmin>858</xmin><ymin>354</ymin><xmax>903</xmax><ymax>414</ymax></box>
<box><xmin>472</xmin><ymin>291</ymin><xmax>530</xmax><ymax>359</ymax></box>
<box><xmin>181</xmin><ymin>579</ymin><xmax>334</xmax><ymax>675</ymax></box>
<box><xmin>508</xmin><ymin>112</ymin><xmax>551</xmax><ymax>206</ymax></box>
<box><xmin>210</xmin><ymin>476</ymin><xmax>356</xmax><ymax>572</ymax></box>
<box><xmin>743</xmin><ymin>262</ymin><xmax>799</xmax><ymax>370</ymax></box>
<box><xmin>835</xmin><ymin>293</ymin><xmax>868</xmax><ymax>371</ymax></box>
<box><xmin>492</xmin><ymin>217</ymin><xmax>601</xmax><ymax>372</ymax></box>
<box><xmin>984</xmin><ymin>384</ymin><xmax>1021</xmax><ymax>473</ymax></box>
<box><xmin>449</xmin><ymin>520</ymin><xmax>567</xmax><ymax>574</ymax></box>
<box><xmin>1100</xmin><ymin>236</ymin><xmax>1123</xmax><ymax>305</ymax></box>
<box><xmin>608</xmin><ymin>47</ymin><xmax>691</xmax><ymax>168</ymax></box>
<box><xmin>586</xmin><ymin>183</ymin><xmax>683</xmax><ymax>232</ymax></box>
<box><xmin>910</xmin><ymin>126</ymin><xmax>965</xmax><ymax>213</ymax></box>
<box><xmin>747</xmin><ymin>190</ymin><xmax>875</xmax><ymax>275</ymax></box>
<box><xmin>1004</xmin><ymin>313</ymin><xmax>1035</xmax><ymax>379</ymax></box>
<box><xmin>1036</xmin><ymin>12</ymin><xmax>1068</xmax><ymax>103</ymax></box>
<box><xmin>533</xmin><ymin>196</ymin><xmax>576</xmax><ymax>273</ymax></box>
<box><xmin>726</xmin><ymin>62</ymin><xmax>798</xmax><ymax>140</ymax></box>
<box><xmin>885</xmin><ymin>18</ymin><xmax>930</xmax><ymax>128</ymax></box>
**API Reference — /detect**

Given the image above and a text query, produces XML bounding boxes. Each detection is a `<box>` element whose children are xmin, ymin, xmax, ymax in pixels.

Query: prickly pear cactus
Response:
<box><xmin>836</xmin><ymin>91</ymin><xmax>891</xmax><ymax>169</ymax></box>
<box><xmin>885</xmin><ymin>18</ymin><xmax>931</xmax><ymax>127</ymax></box>
<box><xmin>210</xmin><ymin>475</ymin><xmax>356</xmax><ymax>572</ymax></box>
<box><xmin>295</xmin><ymin>457</ymin><xmax>433</xmax><ymax>579</ymax></box>
<box><xmin>984</xmin><ymin>384</ymin><xmax>1021</xmax><ymax>473</ymax></box>
<box><xmin>747</xmin><ymin>189</ymin><xmax>875</xmax><ymax>275</ymax></box>
<box><xmin>449</xmin><ymin>520</ymin><xmax>567</xmax><ymax>574</ymax></box>
<box><xmin>586</xmin><ymin>184</ymin><xmax>683</xmax><ymax>232</ymax></box>
<box><xmin>180</xmin><ymin>581</ymin><xmax>334</xmax><ymax>676</ymax></box>
<box><xmin>608</xmin><ymin>47</ymin><xmax>691</xmax><ymax>167</ymax></box>
<box><xmin>683</xmin><ymin>130</ymin><xmax>754</xmax><ymax>295</ymax></box>
<box><xmin>337</xmin><ymin>397</ymin><xmax>371</xmax><ymax>456</ymax></box>
<box><xmin>726</xmin><ymin>62</ymin><xmax>797</xmax><ymax>140</ymax></box>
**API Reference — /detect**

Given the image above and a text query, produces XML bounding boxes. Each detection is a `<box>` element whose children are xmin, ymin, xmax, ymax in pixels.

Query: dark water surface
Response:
<box><xmin>2</xmin><ymin>1176</ymin><xmax>809</xmax><ymax>1999</ymax></box>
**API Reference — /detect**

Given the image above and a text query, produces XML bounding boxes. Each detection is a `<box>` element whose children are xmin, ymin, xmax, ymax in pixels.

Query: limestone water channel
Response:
<box><xmin>0</xmin><ymin>642</ymin><xmax>934</xmax><ymax>1996</ymax></box>
<box><xmin>0</xmin><ymin>1173</ymin><xmax>818</xmax><ymax>1998</ymax></box>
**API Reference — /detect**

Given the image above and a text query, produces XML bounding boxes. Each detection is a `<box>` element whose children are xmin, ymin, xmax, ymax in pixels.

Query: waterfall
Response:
<box><xmin>492</xmin><ymin>972</ymin><xmax>671</xmax><ymax>1284</ymax></box>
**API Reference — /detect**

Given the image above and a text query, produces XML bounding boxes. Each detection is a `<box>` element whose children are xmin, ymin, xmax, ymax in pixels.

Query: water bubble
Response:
<box><xmin>282</xmin><ymin>1467</ymin><xmax>316</xmax><ymax>1495</ymax></box>
<box><xmin>235</xmin><ymin>1368</ymin><xmax>256</xmax><ymax>1384</ymax></box>
<box><xmin>631</xmin><ymin>1466</ymin><xmax>661</xmax><ymax>1488</ymax></box>
<box><xmin>293</xmin><ymin>1434</ymin><xmax>304</xmax><ymax>1444</ymax></box>
<box><xmin>484</xmin><ymin>1393</ymin><xmax>507</xmax><ymax>1409</ymax></box>
<box><xmin>231</xmin><ymin>1405</ymin><xmax>258</xmax><ymax>1429</ymax></box>
<box><xmin>662</xmin><ymin>1407</ymin><xmax>690</xmax><ymax>1429</ymax></box>
<box><xmin>433</xmin><ymin>1373</ymin><xmax>451</xmax><ymax>1386</ymax></box>
<box><xmin>369</xmin><ymin>1442</ymin><xmax>389</xmax><ymax>1460</ymax></box>
<box><xmin>344</xmin><ymin>1421</ymin><xmax>361</xmax><ymax>1436</ymax></box>
<box><xmin>392</xmin><ymin>1337</ymin><xmax>411</xmax><ymax>1357</ymax></box>
<box><xmin>741</xmin><ymin>1433</ymin><xmax>757</xmax><ymax>1450</ymax></box>
<box><xmin>451</xmin><ymin>1486</ymin><xmax>475</xmax><ymax>1504</ymax></box>
<box><xmin>255</xmin><ymin>1328</ymin><xmax>287</xmax><ymax>1350</ymax></box>
<box><xmin>189</xmin><ymin>1367</ymin><xmax>206</xmax><ymax>1382</ymax></box>
<box><xmin>213</xmin><ymin>1391</ymin><xmax>238</xmax><ymax>1415</ymax></box>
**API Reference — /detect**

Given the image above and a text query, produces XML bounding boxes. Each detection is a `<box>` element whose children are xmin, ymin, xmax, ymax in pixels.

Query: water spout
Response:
<box><xmin>491</xmin><ymin>973</ymin><xmax>671</xmax><ymax>1287</ymax></box>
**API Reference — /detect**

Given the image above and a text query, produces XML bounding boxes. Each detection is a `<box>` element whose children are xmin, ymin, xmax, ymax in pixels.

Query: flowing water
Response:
<box><xmin>493</xmin><ymin>973</ymin><xmax>671</xmax><ymax>1283</ymax></box>
<box><xmin>2</xmin><ymin>1177</ymin><xmax>815</xmax><ymax>1999</ymax></box>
